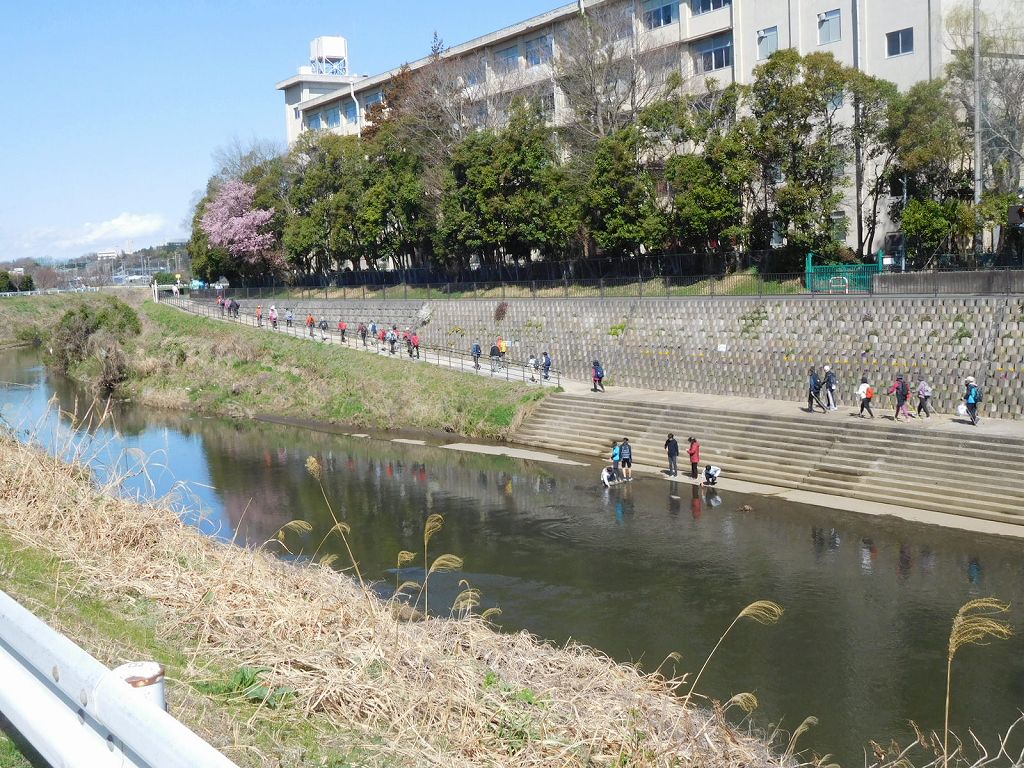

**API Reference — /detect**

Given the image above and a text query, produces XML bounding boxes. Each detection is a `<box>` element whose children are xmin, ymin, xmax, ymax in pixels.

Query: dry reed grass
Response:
<box><xmin>0</xmin><ymin>432</ymin><xmax>784</xmax><ymax>768</ymax></box>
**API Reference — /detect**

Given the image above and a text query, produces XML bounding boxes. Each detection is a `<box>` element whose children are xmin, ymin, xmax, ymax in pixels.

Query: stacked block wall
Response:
<box><xmin>226</xmin><ymin>296</ymin><xmax>1024</xmax><ymax>419</ymax></box>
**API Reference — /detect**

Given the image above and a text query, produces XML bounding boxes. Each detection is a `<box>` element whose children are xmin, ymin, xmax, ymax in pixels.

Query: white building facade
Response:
<box><xmin>278</xmin><ymin>0</ymin><xmax>946</xmax><ymax>143</ymax></box>
<box><xmin>277</xmin><ymin>1</ymin><xmax>948</xmax><ymax>254</ymax></box>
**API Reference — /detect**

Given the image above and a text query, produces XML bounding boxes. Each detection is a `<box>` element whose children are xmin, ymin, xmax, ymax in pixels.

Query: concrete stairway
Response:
<box><xmin>512</xmin><ymin>394</ymin><xmax>1024</xmax><ymax>524</ymax></box>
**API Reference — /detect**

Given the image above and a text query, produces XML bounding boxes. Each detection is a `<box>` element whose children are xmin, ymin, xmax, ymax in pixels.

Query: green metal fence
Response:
<box><xmin>804</xmin><ymin>253</ymin><xmax>883</xmax><ymax>293</ymax></box>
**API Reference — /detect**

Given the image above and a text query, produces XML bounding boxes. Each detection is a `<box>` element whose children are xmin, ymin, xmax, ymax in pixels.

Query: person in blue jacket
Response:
<box><xmin>807</xmin><ymin>367</ymin><xmax>828</xmax><ymax>413</ymax></box>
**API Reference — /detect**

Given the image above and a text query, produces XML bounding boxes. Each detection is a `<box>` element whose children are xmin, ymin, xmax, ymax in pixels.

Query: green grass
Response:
<box><xmin>130</xmin><ymin>302</ymin><xmax>546</xmax><ymax>440</ymax></box>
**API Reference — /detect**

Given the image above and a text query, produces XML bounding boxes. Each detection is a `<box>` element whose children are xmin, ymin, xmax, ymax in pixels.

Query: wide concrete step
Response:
<box><xmin>531</xmin><ymin>401</ymin><xmax>1024</xmax><ymax>456</ymax></box>
<box><xmin>516</xmin><ymin>393</ymin><xmax>1024</xmax><ymax>524</ymax></box>
<box><xmin>515</xmin><ymin>417</ymin><xmax>1024</xmax><ymax>475</ymax></box>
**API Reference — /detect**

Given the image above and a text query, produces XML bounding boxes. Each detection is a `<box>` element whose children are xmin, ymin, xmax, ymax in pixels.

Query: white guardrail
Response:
<box><xmin>0</xmin><ymin>589</ymin><xmax>238</xmax><ymax>768</ymax></box>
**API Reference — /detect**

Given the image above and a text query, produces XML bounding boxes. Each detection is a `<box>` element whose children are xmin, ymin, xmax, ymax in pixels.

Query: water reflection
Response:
<box><xmin>3</xmin><ymin>348</ymin><xmax>1024</xmax><ymax>765</ymax></box>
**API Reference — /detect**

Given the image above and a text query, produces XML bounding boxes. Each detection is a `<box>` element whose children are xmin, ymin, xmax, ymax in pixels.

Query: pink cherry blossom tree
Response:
<box><xmin>200</xmin><ymin>180</ymin><xmax>276</xmax><ymax>266</ymax></box>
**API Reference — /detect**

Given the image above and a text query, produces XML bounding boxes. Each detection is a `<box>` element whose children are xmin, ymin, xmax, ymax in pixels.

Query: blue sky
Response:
<box><xmin>0</xmin><ymin>0</ymin><xmax>558</xmax><ymax>263</ymax></box>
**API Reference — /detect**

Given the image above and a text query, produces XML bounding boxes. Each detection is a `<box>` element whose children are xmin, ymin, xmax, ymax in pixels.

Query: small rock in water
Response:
<box><xmin>738</xmin><ymin>504</ymin><xmax>754</xmax><ymax>513</ymax></box>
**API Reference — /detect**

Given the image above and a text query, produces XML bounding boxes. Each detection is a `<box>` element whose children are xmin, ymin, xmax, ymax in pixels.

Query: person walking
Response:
<box><xmin>471</xmin><ymin>340</ymin><xmax>482</xmax><ymax>370</ymax></box>
<box><xmin>285</xmin><ymin>308</ymin><xmax>293</xmax><ymax>328</ymax></box>
<box><xmin>823</xmin><ymin>365</ymin><xmax>838</xmax><ymax>411</ymax></box>
<box><xmin>542</xmin><ymin>351</ymin><xmax>552</xmax><ymax>381</ymax></box>
<box><xmin>687</xmin><ymin>437</ymin><xmax>700</xmax><ymax>479</ymax></box>
<box><xmin>856</xmin><ymin>376</ymin><xmax>875</xmax><ymax>418</ymax></box>
<box><xmin>591</xmin><ymin>360</ymin><xmax>605</xmax><ymax>392</ymax></box>
<box><xmin>916</xmin><ymin>378</ymin><xmax>932</xmax><ymax>418</ymax></box>
<box><xmin>807</xmin><ymin>367</ymin><xmax>827</xmax><ymax>413</ymax></box>
<box><xmin>306</xmin><ymin>313</ymin><xmax>316</xmax><ymax>338</ymax></box>
<box><xmin>268</xmin><ymin>305</ymin><xmax>278</xmax><ymax>329</ymax></box>
<box><xmin>359</xmin><ymin>322</ymin><xmax>368</xmax><ymax>346</ymax></box>
<box><xmin>318</xmin><ymin>318</ymin><xmax>329</xmax><ymax>341</ymax></box>
<box><xmin>528</xmin><ymin>354</ymin><xmax>538</xmax><ymax>382</ymax></box>
<box><xmin>664</xmin><ymin>433</ymin><xmax>679</xmax><ymax>477</ymax></box>
<box><xmin>887</xmin><ymin>374</ymin><xmax>913</xmax><ymax>421</ymax></box>
<box><xmin>255</xmin><ymin>305</ymin><xmax>263</xmax><ymax>327</ymax></box>
<box><xmin>619</xmin><ymin>437</ymin><xmax>633</xmax><ymax>481</ymax></box>
<box><xmin>964</xmin><ymin>376</ymin><xmax>982</xmax><ymax>425</ymax></box>
<box><xmin>411</xmin><ymin>331</ymin><xmax>420</xmax><ymax>359</ymax></box>
<box><xmin>497</xmin><ymin>336</ymin><xmax>507</xmax><ymax>362</ymax></box>
<box><xmin>610</xmin><ymin>440</ymin><xmax>621</xmax><ymax>481</ymax></box>
<box><xmin>338</xmin><ymin>319</ymin><xmax>347</xmax><ymax>343</ymax></box>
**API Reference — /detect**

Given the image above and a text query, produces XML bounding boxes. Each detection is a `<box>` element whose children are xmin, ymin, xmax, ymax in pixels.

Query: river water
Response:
<box><xmin>3</xmin><ymin>348</ymin><xmax>1023</xmax><ymax>764</ymax></box>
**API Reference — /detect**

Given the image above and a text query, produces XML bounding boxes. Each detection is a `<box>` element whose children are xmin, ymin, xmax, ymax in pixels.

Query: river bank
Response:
<box><xmin>0</xmin><ymin>430</ymin><xmax>782</xmax><ymax>767</ymax></box>
<box><xmin>0</xmin><ymin>294</ymin><xmax>548</xmax><ymax>440</ymax></box>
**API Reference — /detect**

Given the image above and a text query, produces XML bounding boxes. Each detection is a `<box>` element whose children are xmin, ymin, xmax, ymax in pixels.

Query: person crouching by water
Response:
<box><xmin>701</xmin><ymin>464</ymin><xmax>722</xmax><ymax>487</ymax></box>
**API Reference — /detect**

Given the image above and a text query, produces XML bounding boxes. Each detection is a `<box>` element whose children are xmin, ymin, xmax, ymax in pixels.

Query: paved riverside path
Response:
<box><xmin>162</xmin><ymin>297</ymin><xmax>562</xmax><ymax>388</ymax></box>
<box><xmin>164</xmin><ymin>297</ymin><xmax>1024</xmax><ymax>535</ymax></box>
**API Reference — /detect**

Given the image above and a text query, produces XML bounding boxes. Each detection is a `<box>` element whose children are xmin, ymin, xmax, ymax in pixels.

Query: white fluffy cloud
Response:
<box><xmin>57</xmin><ymin>212</ymin><xmax>167</xmax><ymax>249</ymax></box>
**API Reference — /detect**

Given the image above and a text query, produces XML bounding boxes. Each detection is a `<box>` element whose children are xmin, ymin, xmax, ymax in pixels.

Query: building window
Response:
<box><xmin>830</xmin><ymin>211</ymin><xmax>848</xmax><ymax>242</ymax></box>
<box><xmin>818</xmin><ymin>9</ymin><xmax>841</xmax><ymax>45</ymax></box>
<box><xmin>365</xmin><ymin>91</ymin><xmax>383</xmax><ymax>107</ymax></box>
<box><xmin>495</xmin><ymin>45</ymin><xmax>519</xmax><ymax>73</ymax></box>
<box><xmin>467</xmin><ymin>102</ymin><xmax>487</xmax><ymax>128</ymax></box>
<box><xmin>644</xmin><ymin>0</ymin><xmax>679</xmax><ymax>29</ymax></box>
<box><xmin>536</xmin><ymin>89</ymin><xmax>555</xmax><ymax>122</ymax></box>
<box><xmin>465</xmin><ymin>61</ymin><xmax>485</xmax><ymax>86</ymax></box>
<box><xmin>694</xmin><ymin>32</ymin><xmax>733</xmax><ymax>73</ymax></box>
<box><xmin>690</xmin><ymin>0</ymin><xmax>731</xmax><ymax>15</ymax></box>
<box><xmin>307</xmin><ymin>113</ymin><xmax>322</xmax><ymax>131</ymax></box>
<box><xmin>326</xmin><ymin>107</ymin><xmax>341</xmax><ymax>128</ymax></box>
<box><xmin>757</xmin><ymin>26</ymin><xmax>779</xmax><ymax>60</ymax></box>
<box><xmin>886</xmin><ymin>27</ymin><xmax>914</xmax><ymax>56</ymax></box>
<box><xmin>525</xmin><ymin>35</ymin><xmax>552</xmax><ymax>67</ymax></box>
<box><xmin>827</xmin><ymin>90</ymin><xmax>844</xmax><ymax>110</ymax></box>
<box><xmin>344</xmin><ymin>100</ymin><xmax>358</xmax><ymax>123</ymax></box>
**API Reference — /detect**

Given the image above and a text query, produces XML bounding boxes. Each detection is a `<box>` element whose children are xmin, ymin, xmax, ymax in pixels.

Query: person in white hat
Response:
<box><xmin>963</xmin><ymin>376</ymin><xmax>982</xmax><ymax>426</ymax></box>
<box><xmin>823</xmin><ymin>365</ymin><xmax>838</xmax><ymax>411</ymax></box>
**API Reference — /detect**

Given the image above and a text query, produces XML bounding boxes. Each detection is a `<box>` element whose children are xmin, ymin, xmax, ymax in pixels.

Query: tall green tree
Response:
<box><xmin>747</xmin><ymin>50</ymin><xmax>852</xmax><ymax>260</ymax></box>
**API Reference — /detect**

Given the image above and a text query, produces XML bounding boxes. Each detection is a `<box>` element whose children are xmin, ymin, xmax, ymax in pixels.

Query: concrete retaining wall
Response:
<box><xmin>874</xmin><ymin>270</ymin><xmax>1024</xmax><ymax>295</ymax></box>
<box><xmin>214</xmin><ymin>295</ymin><xmax>1024</xmax><ymax>419</ymax></box>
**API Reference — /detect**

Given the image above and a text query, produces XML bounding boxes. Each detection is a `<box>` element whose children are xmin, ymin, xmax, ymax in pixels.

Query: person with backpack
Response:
<box><xmin>619</xmin><ymin>437</ymin><xmax>633</xmax><ymax>481</ymax></box>
<box><xmin>285</xmin><ymin>308</ymin><xmax>294</xmax><ymax>328</ymax></box>
<box><xmin>964</xmin><ymin>376</ymin><xmax>982</xmax><ymax>425</ymax></box>
<box><xmin>823</xmin><ymin>365</ymin><xmax>838</xmax><ymax>411</ymax></box>
<box><xmin>856</xmin><ymin>376</ymin><xmax>875</xmax><ymax>418</ymax></box>
<box><xmin>318</xmin><ymin>318</ymin><xmax>329</xmax><ymax>341</ymax></box>
<box><xmin>591</xmin><ymin>360</ymin><xmax>605</xmax><ymax>392</ymax></box>
<box><xmin>471</xmin><ymin>340</ymin><xmax>482</xmax><ymax>370</ymax></box>
<box><xmin>887</xmin><ymin>374</ymin><xmax>913</xmax><ymax>421</ymax></box>
<box><xmin>542</xmin><ymin>351</ymin><xmax>552</xmax><ymax>381</ymax></box>
<box><xmin>358</xmin><ymin>322</ymin><xmax>368</xmax><ymax>346</ymax></box>
<box><xmin>497</xmin><ymin>336</ymin><xmax>507</xmax><ymax>362</ymax></box>
<box><xmin>386</xmin><ymin>327</ymin><xmax>397</xmax><ymax>355</ymax></box>
<box><xmin>807</xmin><ymin>367</ymin><xmax>827</xmax><ymax>413</ymax></box>
<box><xmin>916</xmin><ymin>378</ymin><xmax>933</xmax><ymax>418</ymax></box>
<box><xmin>610</xmin><ymin>440</ymin><xmax>622</xmax><ymax>481</ymax></box>
<box><xmin>664</xmin><ymin>433</ymin><xmax>679</xmax><ymax>477</ymax></box>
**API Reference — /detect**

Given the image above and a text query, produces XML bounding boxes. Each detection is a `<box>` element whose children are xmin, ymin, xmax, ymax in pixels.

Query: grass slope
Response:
<box><xmin>133</xmin><ymin>302</ymin><xmax>546</xmax><ymax>439</ymax></box>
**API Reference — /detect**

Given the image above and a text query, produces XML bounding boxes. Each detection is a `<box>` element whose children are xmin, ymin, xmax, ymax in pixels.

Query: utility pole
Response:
<box><xmin>973</xmin><ymin>0</ymin><xmax>983</xmax><ymax>260</ymax></box>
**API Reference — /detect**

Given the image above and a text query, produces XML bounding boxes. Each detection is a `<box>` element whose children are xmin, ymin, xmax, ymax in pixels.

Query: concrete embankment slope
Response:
<box><xmin>209</xmin><ymin>293</ymin><xmax>1024</xmax><ymax>420</ymax></box>
<box><xmin>512</xmin><ymin>390</ymin><xmax>1024</xmax><ymax>526</ymax></box>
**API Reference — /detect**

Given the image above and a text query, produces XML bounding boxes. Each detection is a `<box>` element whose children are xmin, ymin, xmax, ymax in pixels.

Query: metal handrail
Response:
<box><xmin>0</xmin><ymin>589</ymin><xmax>237</xmax><ymax>768</ymax></box>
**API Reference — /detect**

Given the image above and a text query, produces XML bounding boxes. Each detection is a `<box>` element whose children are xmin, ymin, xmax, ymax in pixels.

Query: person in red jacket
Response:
<box><xmin>411</xmin><ymin>332</ymin><xmax>420</xmax><ymax>359</ymax></box>
<box><xmin>337</xmin><ymin>319</ymin><xmax>347</xmax><ymax>343</ymax></box>
<box><xmin>687</xmin><ymin>437</ymin><xmax>701</xmax><ymax>479</ymax></box>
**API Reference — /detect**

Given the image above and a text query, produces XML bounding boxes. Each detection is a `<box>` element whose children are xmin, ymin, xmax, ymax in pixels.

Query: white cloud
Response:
<box><xmin>57</xmin><ymin>212</ymin><xmax>167</xmax><ymax>249</ymax></box>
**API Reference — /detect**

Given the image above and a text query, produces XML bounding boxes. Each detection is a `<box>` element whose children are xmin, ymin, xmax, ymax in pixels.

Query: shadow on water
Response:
<box><xmin>3</xmin><ymin>347</ymin><xmax>1024</xmax><ymax>764</ymax></box>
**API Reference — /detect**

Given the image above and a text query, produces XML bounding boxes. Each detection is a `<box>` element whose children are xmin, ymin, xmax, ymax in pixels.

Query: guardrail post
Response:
<box><xmin>709</xmin><ymin>276</ymin><xmax>715</xmax><ymax>297</ymax></box>
<box><xmin>599</xmin><ymin>279</ymin><xmax>604</xmax><ymax>298</ymax></box>
<box><xmin>665</xmin><ymin>276</ymin><xmax>670</xmax><ymax>298</ymax></box>
<box><xmin>404</xmin><ymin>284</ymin><xmax>408</xmax><ymax>300</ymax></box>
<box><xmin>531</xmin><ymin>280</ymin><xmax>537</xmax><ymax>299</ymax></box>
<box><xmin>563</xmin><ymin>277</ymin><xmax>569</xmax><ymax>298</ymax></box>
